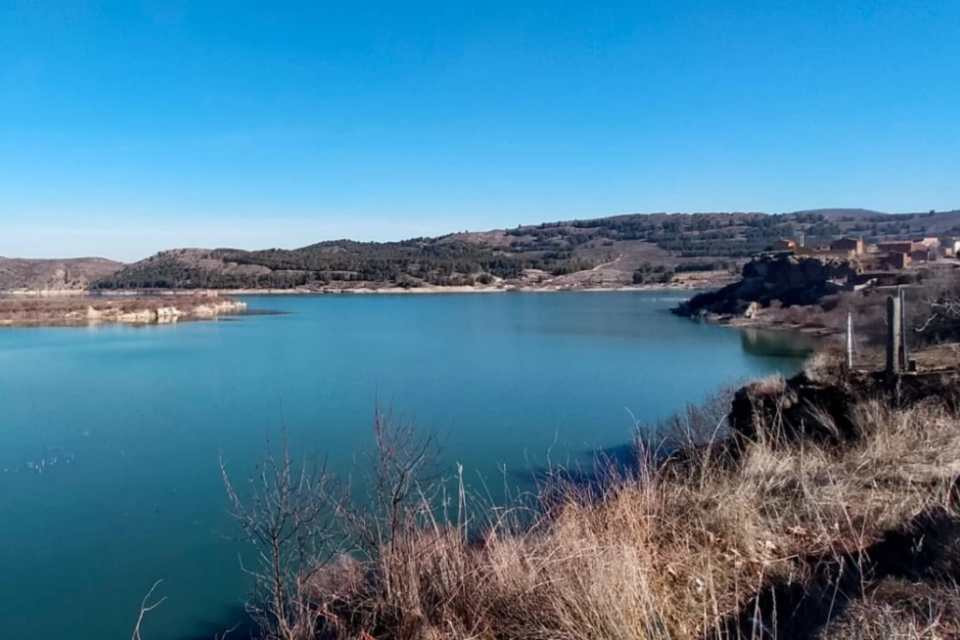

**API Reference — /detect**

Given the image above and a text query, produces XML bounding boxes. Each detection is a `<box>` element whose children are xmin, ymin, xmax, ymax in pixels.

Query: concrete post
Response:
<box><xmin>899</xmin><ymin>286</ymin><xmax>908</xmax><ymax>370</ymax></box>
<box><xmin>886</xmin><ymin>295</ymin><xmax>902</xmax><ymax>375</ymax></box>
<box><xmin>846</xmin><ymin>312</ymin><xmax>854</xmax><ymax>370</ymax></box>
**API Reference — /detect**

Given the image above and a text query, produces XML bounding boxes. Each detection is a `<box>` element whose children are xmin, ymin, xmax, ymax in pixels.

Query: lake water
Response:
<box><xmin>0</xmin><ymin>292</ymin><xmax>811</xmax><ymax>639</ymax></box>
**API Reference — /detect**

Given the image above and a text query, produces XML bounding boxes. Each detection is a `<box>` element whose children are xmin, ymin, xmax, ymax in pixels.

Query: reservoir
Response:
<box><xmin>0</xmin><ymin>292</ymin><xmax>811</xmax><ymax>638</ymax></box>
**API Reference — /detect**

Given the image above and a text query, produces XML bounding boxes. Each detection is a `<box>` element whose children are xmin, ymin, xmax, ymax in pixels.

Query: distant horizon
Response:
<box><xmin>4</xmin><ymin>205</ymin><xmax>959</xmax><ymax>263</ymax></box>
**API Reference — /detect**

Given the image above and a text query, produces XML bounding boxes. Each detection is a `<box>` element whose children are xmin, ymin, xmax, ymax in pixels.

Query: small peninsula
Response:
<box><xmin>0</xmin><ymin>294</ymin><xmax>247</xmax><ymax>327</ymax></box>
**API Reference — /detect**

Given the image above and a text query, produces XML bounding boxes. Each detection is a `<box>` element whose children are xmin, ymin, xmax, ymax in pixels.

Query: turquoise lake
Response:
<box><xmin>0</xmin><ymin>292</ymin><xmax>812</xmax><ymax>639</ymax></box>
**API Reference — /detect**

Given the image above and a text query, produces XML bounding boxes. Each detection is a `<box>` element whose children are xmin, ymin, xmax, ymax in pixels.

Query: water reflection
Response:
<box><xmin>740</xmin><ymin>328</ymin><xmax>817</xmax><ymax>359</ymax></box>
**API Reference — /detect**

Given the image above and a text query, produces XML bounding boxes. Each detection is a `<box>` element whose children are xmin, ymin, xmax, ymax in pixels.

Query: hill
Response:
<box><xmin>0</xmin><ymin>257</ymin><xmax>124</xmax><ymax>291</ymax></box>
<box><xmin>86</xmin><ymin>208</ymin><xmax>960</xmax><ymax>291</ymax></box>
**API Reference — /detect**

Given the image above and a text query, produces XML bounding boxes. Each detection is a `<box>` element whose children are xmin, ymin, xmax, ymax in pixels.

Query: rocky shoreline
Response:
<box><xmin>672</xmin><ymin>253</ymin><xmax>870</xmax><ymax>337</ymax></box>
<box><xmin>0</xmin><ymin>295</ymin><xmax>247</xmax><ymax>327</ymax></box>
<box><xmin>155</xmin><ymin>279</ymin><xmax>724</xmax><ymax>296</ymax></box>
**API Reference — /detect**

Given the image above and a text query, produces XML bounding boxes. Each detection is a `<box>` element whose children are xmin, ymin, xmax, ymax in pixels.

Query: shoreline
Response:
<box><xmin>690</xmin><ymin>311</ymin><xmax>841</xmax><ymax>338</ymax></box>
<box><xmin>0</xmin><ymin>295</ymin><xmax>248</xmax><ymax>328</ymax></box>
<box><xmin>229</xmin><ymin>284</ymin><xmax>702</xmax><ymax>296</ymax></box>
<box><xmin>0</xmin><ymin>285</ymin><xmax>700</xmax><ymax>328</ymax></box>
<box><xmin>1</xmin><ymin>281</ymin><xmax>835</xmax><ymax>340</ymax></box>
<box><xmin>1</xmin><ymin>283</ymin><xmax>708</xmax><ymax>298</ymax></box>
<box><xmin>2</xmin><ymin>282</ymin><xmax>836</xmax><ymax>338</ymax></box>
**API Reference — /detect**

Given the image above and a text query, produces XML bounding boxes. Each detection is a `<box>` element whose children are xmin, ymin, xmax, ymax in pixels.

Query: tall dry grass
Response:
<box><xmin>257</xmin><ymin>384</ymin><xmax>960</xmax><ymax>640</ymax></box>
<box><xmin>221</xmin><ymin>379</ymin><xmax>960</xmax><ymax>640</ymax></box>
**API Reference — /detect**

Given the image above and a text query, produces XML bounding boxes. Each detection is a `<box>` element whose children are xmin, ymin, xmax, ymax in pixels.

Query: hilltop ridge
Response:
<box><xmin>5</xmin><ymin>208</ymin><xmax>959</xmax><ymax>292</ymax></box>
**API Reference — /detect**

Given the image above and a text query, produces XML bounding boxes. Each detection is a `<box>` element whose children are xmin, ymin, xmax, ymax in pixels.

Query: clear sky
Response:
<box><xmin>2</xmin><ymin>1</ymin><xmax>959</xmax><ymax>261</ymax></box>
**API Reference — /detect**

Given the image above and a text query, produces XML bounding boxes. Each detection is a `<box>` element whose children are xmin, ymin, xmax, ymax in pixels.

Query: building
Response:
<box><xmin>771</xmin><ymin>239</ymin><xmax>797</xmax><ymax>251</ymax></box>
<box><xmin>830</xmin><ymin>237</ymin><xmax>865</xmax><ymax>255</ymax></box>
<box><xmin>879</xmin><ymin>252</ymin><xmax>911</xmax><ymax>270</ymax></box>
<box><xmin>911</xmin><ymin>249</ymin><xmax>934</xmax><ymax>264</ymax></box>
<box><xmin>877</xmin><ymin>241</ymin><xmax>915</xmax><ymax>255</ymax></box>
<box><xmin>933</xmin><ymin>237</ymin><xmax>958</xmax><ymax>258</ymax></box>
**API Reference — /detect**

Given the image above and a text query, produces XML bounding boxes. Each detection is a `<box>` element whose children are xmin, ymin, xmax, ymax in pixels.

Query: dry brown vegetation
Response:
<box><xmin>0</xmin><ymin>256</ymin><xmax>123</xmax><ymax>291</ymax></box>
<box><xmin>215</xmin><ymin>361</ymin><xmax>960</xmax><ymax>640</ymax></box>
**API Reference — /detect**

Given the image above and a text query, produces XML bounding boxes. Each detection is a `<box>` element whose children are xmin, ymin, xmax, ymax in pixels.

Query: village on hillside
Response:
<box><xmin>770</xmin><ymin>233</ymin><xmax>960</xmax><ymax>283</ymax></box>
<box><xmin>676</xmin><ymin>228</ymin><xmax>960</xmax><ymax>337</ymax></box>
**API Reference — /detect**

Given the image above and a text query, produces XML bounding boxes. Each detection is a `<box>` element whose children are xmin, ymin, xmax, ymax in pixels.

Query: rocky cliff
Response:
<box><xmin>673</xmin><ymin>254</ymin><xmax>859</xmax><ymax>318</ymax></box>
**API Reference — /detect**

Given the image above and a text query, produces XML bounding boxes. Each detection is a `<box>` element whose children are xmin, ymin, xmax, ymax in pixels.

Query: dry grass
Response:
<box><xmin>274</xmin><ymin>384</ymin><xmax>960</xmax><ymax>640</ymax></box>
<box><xmin>820</xmin><ymin>578</ymin><xmax>960</xmax><ymax>639</ymax></box>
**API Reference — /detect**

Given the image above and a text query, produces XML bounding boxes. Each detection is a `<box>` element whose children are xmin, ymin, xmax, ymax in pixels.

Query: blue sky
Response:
<box><xmin>2</xmin><ymin>1</ymin><xmax>958</xmax><ymax>261</ymax></box>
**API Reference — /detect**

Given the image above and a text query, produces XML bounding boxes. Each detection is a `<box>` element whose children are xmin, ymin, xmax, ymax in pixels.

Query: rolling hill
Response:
<box><xmin>0</xmin><ymin>257</ymin><xmax>124</xmax><ymax>292</ymax></box>
<box><xmin>12</xmin><ymin>208</ymin><xmax>960</xmax><ymax>292</ymax></box>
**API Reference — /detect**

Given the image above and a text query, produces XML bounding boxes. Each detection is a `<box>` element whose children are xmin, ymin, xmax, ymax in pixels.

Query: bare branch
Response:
<box><xmin>220</xmin><ymin>438</ymin><xmax>341</xmax><ymax>640</ymax></box>
<box><xmin>131</xmin><ymin>580</ymin><xmax>166</xmax><ymax>640</ymax></box>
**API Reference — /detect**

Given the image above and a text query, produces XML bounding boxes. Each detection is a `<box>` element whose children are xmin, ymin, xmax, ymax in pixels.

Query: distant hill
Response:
<box><xmin>789</xmin><ymin>208</ymin><xmax>888</xmax><ymax>220</ymax></box>
<box><xmin>81</xmin><ymin>208</ymin><xmax>960</xmax><ymax>291</ymax></box>
<box><xmin>0</xmin><ymin>257</ymin><xmax>123</xmax><ymax>291</ymax></box>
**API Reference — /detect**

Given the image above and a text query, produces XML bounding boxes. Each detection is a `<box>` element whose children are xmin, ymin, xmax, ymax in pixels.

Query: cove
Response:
<box><xmin>0</xmin><ymin>291</ymin><xmax>812</xmax><ymax>639</ymax></box>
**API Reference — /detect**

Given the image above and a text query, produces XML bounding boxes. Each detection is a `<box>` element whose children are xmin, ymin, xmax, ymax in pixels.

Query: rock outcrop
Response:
<box><xmin>728</xmin><ymin>373</ymin><xmax>859</xmax><ymax>444</ymax></box>
<box><xmin>728</xmin><ymin>367</ymin><xmax>960</xmax><ymax>446</ymax></box>
<box><xmin>674</xmin><ymin>254</ymin><xmax>859</xmax><ymax>319</ymax></box>
<box><xmin>1</xmin><ymin>295</ymin><xmax>247</xmax><ymax>327</ymax></box>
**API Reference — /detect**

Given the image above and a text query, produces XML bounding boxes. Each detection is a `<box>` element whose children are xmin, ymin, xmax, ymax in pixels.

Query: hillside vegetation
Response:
<box><xmin>95</xmin><ymin>208</ymin><xmax>960</xmax><ymax>291</ymax></box>
<box><xmin>0</xmin><ymin>257</ymin><xmax>123</xmax><ymax>291</ymax></box>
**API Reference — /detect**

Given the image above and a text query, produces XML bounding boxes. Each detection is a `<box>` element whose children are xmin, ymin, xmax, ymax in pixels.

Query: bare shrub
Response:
<box><xmin>910</xmin><ymin>271</ymin><xmax>960</xmax><ymax>345</ymax></box>
<box><xmin>804</xmin><ymin>346</ymin><xmax>847</xmax><ymax>383</ymax></box>
<box><xmin>221</xmin><ymin>439</ymin><xmax>340</xmax><ymax>640</ymax></box>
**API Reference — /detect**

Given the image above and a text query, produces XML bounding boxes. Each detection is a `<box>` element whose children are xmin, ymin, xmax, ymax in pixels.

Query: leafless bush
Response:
<box><xmin>221</xmin><ymin>439</ymin><xmax>340</xmax><ymax>640</ymax></box>
<box><xmin>321</xmin><ymin>409</ymin><xmax>462</xmax><ymax>636</ymax></box>
<box><xmin>910</xmin><ymin>272</ymin><xmax>960</xmax><ymax>344</ymax></box>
